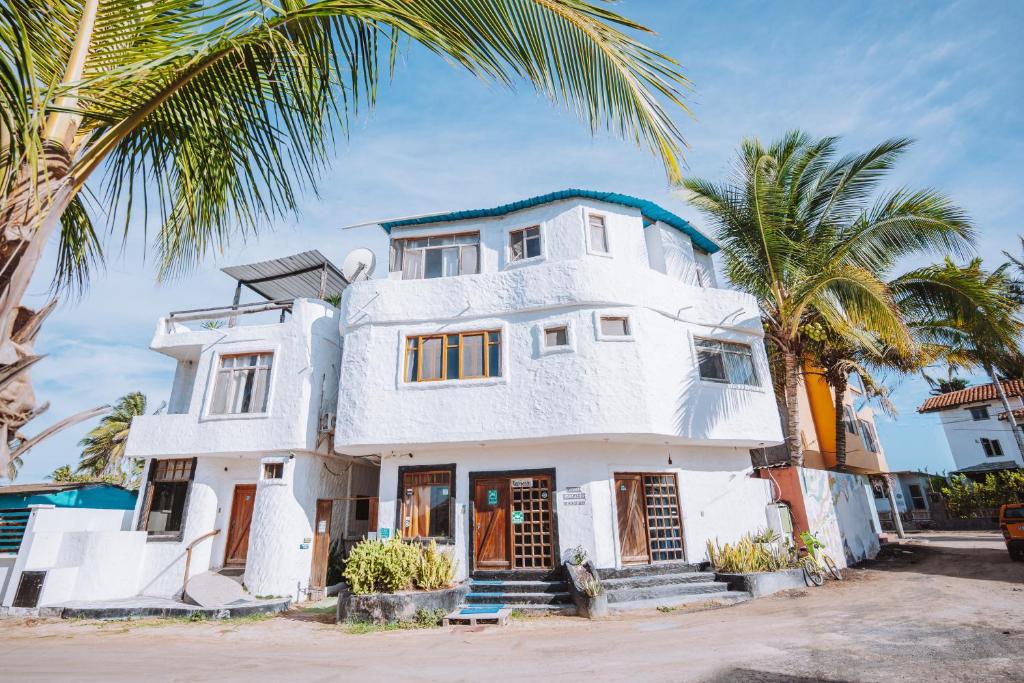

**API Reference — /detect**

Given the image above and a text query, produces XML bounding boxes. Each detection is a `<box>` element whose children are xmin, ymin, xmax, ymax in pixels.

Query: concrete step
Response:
<box><xmin>460</xmin><ymin>601</ymin><xmax>576</xmax><ymax>616</ymax></box>
<box><xmin>601</xmin><ymin>571</ymin><xmax>717</xmax><ymax>590</ymax></box>
<box><xmin>183</xmin><ymin>571</ymin><xmax>248</xmax><ymax>608</ymax></box>
<box><xmin>605</xmin><ymin>580</ymin><xmax>732</xmax><ymax>604</ymax></box>
<box><xmin>465</xmin><ymin>591</ymin><xmax>572</xmax><ymax>606</ymax></box>
<box><xmin>471</xmin><ymin>568</ymin><xmax>564</xmax><ymax>582</ymax></box>
<box><xmin>608</xmin><ymin>590</ymin><xmax>752</xmax><ymax>614</ymax></box>
<box><xmin>469</xmin><ymin>579</ymin><xmax>568</xmax><ymax>594</ymax></box>
<box><xmin>598</xmin><ymin>562</ymin><xmax>702</xmax><ymax>580</ymax></box>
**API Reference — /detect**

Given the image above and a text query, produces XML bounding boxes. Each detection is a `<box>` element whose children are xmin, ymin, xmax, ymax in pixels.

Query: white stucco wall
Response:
<box><xmin>799</xmin><ymin>468</ymin><xmax>881</xmax><ymax>568</ymax></box>
<box><xmin>937</xmin><ymin>397</ymin><xmax>1024</xmax><ymax>472</ymax></box>
<box><xmin>375</xmin><ymin>442</ymin><xmax>772</xmax><ymax>580</ymax></box>
<box><xmin>126</xmin><ymin>299</ymin><xmax>342</xmax><ymax>459</ymax></box>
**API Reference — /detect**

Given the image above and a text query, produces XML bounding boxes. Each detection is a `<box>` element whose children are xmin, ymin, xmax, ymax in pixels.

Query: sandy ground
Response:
<box><xmin>3</xmin><ymin>531</ymin><xmax>1022</xmax><ymax>682</ymax></box>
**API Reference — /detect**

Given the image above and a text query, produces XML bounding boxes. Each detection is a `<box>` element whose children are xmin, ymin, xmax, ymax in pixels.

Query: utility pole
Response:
<box><xmin>885</xmin><ymin>474</ymin><xmax>906</xmax><ymax>539</ymax></box>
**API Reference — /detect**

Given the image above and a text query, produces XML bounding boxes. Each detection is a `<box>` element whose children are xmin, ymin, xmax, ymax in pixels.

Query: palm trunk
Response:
<box><xmin>987</xmin><ymin>364</ymin><xmax>1024</xmax><ymax>462</ymax></box>
<box><xmin>783</xmin><ymin>350</ymin><xmax>804</xmax><ymax>467</ymax></box>
<box><xmin>834</xmin><ymin>374</ymin><xmax>848</xmax><ymax>470</ymax></box>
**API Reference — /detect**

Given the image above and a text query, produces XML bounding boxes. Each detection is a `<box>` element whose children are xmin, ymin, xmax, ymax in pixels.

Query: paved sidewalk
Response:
<box><xmin>3</xmin><ymin>532</ymin><xmax>1022</xmax><ymax>682</ymax></box>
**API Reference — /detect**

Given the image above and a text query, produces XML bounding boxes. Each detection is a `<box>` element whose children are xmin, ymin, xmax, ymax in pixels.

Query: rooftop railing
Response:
<box><xmin>165</xmin><ymin>299</ymin><xmax>293</xmax><ymax>333</ymax></box>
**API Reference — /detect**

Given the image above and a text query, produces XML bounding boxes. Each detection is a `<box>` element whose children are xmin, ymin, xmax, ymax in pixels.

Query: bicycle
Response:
<box><xmin>796</xmin><ymin>531</ymin><xmax>843</xmax><ymax>586</ymax></box>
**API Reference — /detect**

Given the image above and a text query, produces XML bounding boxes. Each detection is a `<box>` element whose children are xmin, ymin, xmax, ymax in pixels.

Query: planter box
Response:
<box><xmin>336</xmin><ymin>584</ymin><xmax>469</xmax><ymax>624</ymax></box>
<box><xmin>715</xmin><ymin>568</ymin><xmax>807</xmax><ymax>597</ymax></box>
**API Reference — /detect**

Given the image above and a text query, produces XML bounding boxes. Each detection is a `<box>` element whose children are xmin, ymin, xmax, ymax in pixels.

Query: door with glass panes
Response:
<box><xmin>614</xmin><ymin>473</ymin><xmax>684</xmax><ymax>564</ymax></box>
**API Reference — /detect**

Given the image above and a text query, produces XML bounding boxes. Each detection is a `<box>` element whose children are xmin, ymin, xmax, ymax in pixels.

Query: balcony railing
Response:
<box><xmin>165</xmin><ymin>299</ymin><xmax>293</xmax><ymax>333</ymax></box>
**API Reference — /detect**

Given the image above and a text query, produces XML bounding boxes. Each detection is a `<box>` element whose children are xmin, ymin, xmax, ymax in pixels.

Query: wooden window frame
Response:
<box><xmin>263</xmin><ymin>462</ymin><xmax>284</xmax><ymax>479</ymax></box>
<box><xmin>544</xmin><ymin>325</ymin><xmax>569</xmax><ymax>347</ymax></box>
<box><xmin>982</xmin><ymin>438</ymin><xmax>1003</xmax><ymax>457</ymax></box>
<box><xmin>967</xmin><ymin>406</ymin><xmax>990</xmax><ymax>421</ymax></box>
<box><xmin>396</xmin><ymin>464</ymin><xmax>456</xmax><ymax>543</ymax></box>
<box><xmin>586</xmin><ymin>213</ymin><xmax>610</xmax><ymax>255</ymax></box>
<box><xmin>594</xmin><ymin>312</ymin><xmax>634</xmax><ymax>342</ymax></box>
<box><xmin>403</xmin><ymin>330</ymin><xmax>501</xmax><ymax>383</ymax></box>
<box><xmin>138</xmin><ymin>457</ymin><xmax>197</xmax><ymax>542</ymax></box>
<box><xmin>208</xmin><ymin>351</ymin><xmax>274</xmax><ymax>416</ymax></box>
<box><xmin>508</xmin><ymin>225</ymin><xmax>543</xmax><ymax>263</ymax></box>
<box><xmin>389</xmin><ymin>232</ymin><xmax>481</xmax><ymax>280</ymax></box>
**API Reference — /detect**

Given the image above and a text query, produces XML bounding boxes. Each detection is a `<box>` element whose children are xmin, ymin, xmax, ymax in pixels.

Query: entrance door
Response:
<box><xmin>615</xmin><ymin>474</ymin><xmax>650</xmax><ymax>564</ymax></box>
<box><xmin>473</xmin><ymin>478</ymin><xmax>510</xmax><ymax>570</ymax></box>
<box><xmin>224</xmin><ymin>484</ymin><xmax>257</xmax><ymax>566</ymax></box>
<box><xmin>615</xmin><ymin>473</ymin><xmax>685</xmax><ymax>564</ymax></box>
<box><xmin>310</xmin><ymin>499</ymin><xmax>333</xmax><ymax>591</ymax></box>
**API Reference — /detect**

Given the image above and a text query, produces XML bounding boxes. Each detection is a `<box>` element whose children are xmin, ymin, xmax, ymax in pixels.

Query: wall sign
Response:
<box><xmin>379</xmin><ymin>528</ymin><xmax>391</xmax><ymax>539</ymax></box>
<box><xmin>299</xmin><ymin>543</ymin><xmax>310</xmax><ymax>550</ymax></box>
<box><xmin>563</xmin><ymin>486</ymin><xmax>587</xmax><ymax>506</ymax></box>
<box><xmin>511</xmin><ymin>478</ymin><xmax>533</xmax><ymax>489</ymax></box>
<box><xmin>487</xmin><ymin>488</ymin><xmax>499</xmax><ymax>505</ymax></box>
<box><xmin>317</xmin><ymin>520</ymin><xmax>327</xmax><ymax>533</ymax></box>
<box><xmin>511</xmin><ymin>510</ymin><xmax>524</xmax><ymax>524</ymax></box>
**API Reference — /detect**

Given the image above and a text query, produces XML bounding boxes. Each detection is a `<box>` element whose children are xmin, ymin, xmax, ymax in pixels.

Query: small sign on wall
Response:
<box><xmin>317</xmin><ymin>520</ymin><xmax>327</xmax><ymax>533</ymax></box>
<box><xmin>511</xmin><ymin>478</ymin><xmax>533</xmax><ymax>489</ymax></box>
<box><xmin>562</xmin><ymin>486</ymin><xmax>587</xmax><ymax>506</ymax></box>
<box><xmin>511</xmin><ymin>510</ymin><xmax>524</xmax><ymax>524</ymax></box>
<box><xmin>379</xmin><ymin>528</ymin><xmax>391</xmax><ymax>539</ymax></box>
<box><xmin>487</xmin><ymin>489</ymin><xmax>499</xmax><ymax>505</ymax></box>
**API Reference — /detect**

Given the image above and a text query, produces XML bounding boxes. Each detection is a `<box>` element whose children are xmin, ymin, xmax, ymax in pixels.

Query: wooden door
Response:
<box><xmin>224</xmin><ymin>484</ymin><xmax>257</xmax><ymax>566</ymax></box>
<box><xmin>615</xmin><ymin>474</ymin><xmax>650</xmax><ymax>565</ymax></box>
<box><xmin>473</xmin><ymin>478</ymin><xmax>510</xmax><ymax>570</ymax></box>
<box><xmin>310</xmin><ymin>499</ymin><xmax>332</xmax><ymax>590</ymax></box>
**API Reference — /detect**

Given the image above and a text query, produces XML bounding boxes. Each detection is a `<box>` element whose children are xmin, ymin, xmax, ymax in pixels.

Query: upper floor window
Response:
<box><xmin>695</xmin><ymin>338</ymin><xmax>759</xmax><ymax>386</ymax></box>
<box><xmin>211</xmin><ymin>353</ymin><xmax>273</xmax><ymax>414</ymax></box>
<box><xmin>545</xmin><ymin>326</ymin><xmax>569</xmax><ymax>347</ymax></box>
<box><xmin>509</xmin><ymin>226</ymin><xmax>542</xmax><ymax>262</ymax></box>
<box><xmin>587</xmin><ymin>215</ymin><xmax>609</xmax><ymax>254</ymax></box>
<box><xmin>981</xmin><ymin>437</ymin><xmax>1003</xmax><ymax>457</ymax></box>
<box><xmin>843</xmin><ymin>405</ymin><xmax>858</xmax><ymax>434</ymax></box>
<box><xmin>599</xmin><ymin>316</ymin><xmax>630</xmax><ymax>337</ymax></box>
<box><xmin>967</xmin><ymin>406</ymin><xmax>989</xmax><ymax>421</ymax></box>
<box><xmin>404</xmin><ymin>331</ymin><xmax>501</xmax><ymax>382</ymax></box>
<box><xmin>390</xmin><ymin>233</ymin><xmax>480</xmax><ymax>280</ymax></box>
<box><xmin>858</xmin><ymin>419</ymin><xmax>880</xmax><ymax>453</ymax></box>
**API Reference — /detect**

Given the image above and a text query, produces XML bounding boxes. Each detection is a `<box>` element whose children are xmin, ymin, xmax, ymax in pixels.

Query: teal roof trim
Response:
<box><xmin>379</xmin><ymin>189</ymin><xmax>718</xmax><ymax>254</ymax></box>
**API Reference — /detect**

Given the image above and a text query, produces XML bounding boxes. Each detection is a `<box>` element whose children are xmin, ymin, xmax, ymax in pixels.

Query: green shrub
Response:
<box><xmin>706</xmin><ymin>531</ymin><xmax>794</xmax><ymax>573</ymax></box>
<box><xmin>414</xmin><ymin>607</ymin><xmax>447</xmax><ymax>627</ymax></box>
<box><xmin>415</xmin><ymin>540</ymin><xmax>456</xmax><ymax>590</ymax></box>
<box><xmin>343</xmin><ymin>538</ymin><xmax>420</xmax><ymax>595</ymax></box>
<box><xmin>937</xmin><ymin>472</ymin><xmax>1024</xmax><ymax>518</ymax></box>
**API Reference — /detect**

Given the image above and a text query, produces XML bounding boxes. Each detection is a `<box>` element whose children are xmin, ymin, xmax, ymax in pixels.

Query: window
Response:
<box><xmin>400</xmin><ymin>469</ymin><xmax>453</xmax><ymax>540</ymax></box>
<box><xmin>588</xmin><ymin>214</ymin><xmax>609</xmax><ymax>253</ymax></box>
<box><xmin>843</xmin><ymin>405</ymin><xmax>858</xmax><ymax>435</ymax></box>
<box><xmin>982</xmin><ymin>438</ymin><xmax>1004</xmax><ymax>457</ymax></box>
<box><xmin>141</xmin><ymin>458</ymin><xmax>194</xmax><ymax>536</ymax></box>
<box><xmin>390</xmin><ymin>233</ymin><xmax>480</xmax><ymax>280</ymax></box>
<box><xmin>695</xmin><ymin>338</ymin><xmax>759</xmax><ymax>386</ymax></box>
<box><xmin>210</xmin><ymin>353</ymin><xmax>273</xmax><ymax>415</ymax></box>
<box><xmin>599</xmin><ymin>316</ymin><xmax>630</xmax><ymax>337</ymax></box>
<box><xmin>545</xmin><ymin>326</ymin><xmax>568</xmax><ymax>347</ymax></box>
<box><xmin>968</xmin><ymin>406</ymin><xmax>989</xmax><ymax>421</ymax></box>
<box><xmin>263</xmin><ymin>462</ymin><xmax>283</xmax><ymax>480</ymax></box>
<box><xmin>509</xmin><ymin>226</ymin><xmax>542</xmax><ymax>262</ymax></box>
<box><xmin>858</xmin><ymin>419</ymin><xmax>880</xmax><ymax>453</ymax></box>
<box><xmin>354</xmin><ymin>496</ymin><xmax>370</xmax><ymax>522</ymax></box>
<box><xmin>908</xmin><ymin>484</ymin><xmax>927</xmax><ymax>511</ymax></box>
<box><xmin>404</xmin><ymin>330</ymin><xmax>501</xmax><ymax>382</ymax></box>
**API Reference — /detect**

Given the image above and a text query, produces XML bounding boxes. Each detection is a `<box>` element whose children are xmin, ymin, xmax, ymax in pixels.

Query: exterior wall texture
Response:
<box><xmin>799</xmin><ymin>468</ymin><xmax>881</xmax><ymax>568</ymax></box>
<box><xmin>937</xmin><ymin>397</ymin><xmax>1024</xmax><ymax>472</ymax></box>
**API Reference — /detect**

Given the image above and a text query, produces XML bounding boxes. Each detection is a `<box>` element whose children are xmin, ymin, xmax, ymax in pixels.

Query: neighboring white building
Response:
<box><xmin>334</xmin><ymin>190</ymin><xmax>784</xmax><ymax>580</ymax></box>
<box><xmin>918</xmin><ymin>381</ymin><xmax>1024</xmax><ymax>477</ymax></box>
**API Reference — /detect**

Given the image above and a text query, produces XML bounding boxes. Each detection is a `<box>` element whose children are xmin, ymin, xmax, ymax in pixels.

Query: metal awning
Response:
<box><xmin>220</xmin><ymin>250</ymin><xmax>348</xmax><ymax>302</ymax></box>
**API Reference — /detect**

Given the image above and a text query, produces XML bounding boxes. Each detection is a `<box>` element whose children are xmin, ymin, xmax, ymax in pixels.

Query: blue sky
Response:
<box><xmin>13</xmin><ymin>0</ymin><xmax>1024</xmax><ymax>481</ymax></box>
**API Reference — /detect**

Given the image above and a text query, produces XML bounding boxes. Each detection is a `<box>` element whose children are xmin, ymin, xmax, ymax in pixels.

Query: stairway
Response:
<box><xmin>599</xmin><ymin>562</ymin><xmax>751</xmax><ymax>613</ymax></box>
<box><xmin>462</xmin><ymin>571</ymin><xmax>576</xmax><ymax>616</ymax></box>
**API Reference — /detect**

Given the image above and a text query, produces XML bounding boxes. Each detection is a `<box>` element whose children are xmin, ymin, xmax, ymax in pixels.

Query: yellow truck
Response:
<box><xmin>999</xmin><ymin>503</ymin><xmax>1024</xmax><ymax>561</ymax></box>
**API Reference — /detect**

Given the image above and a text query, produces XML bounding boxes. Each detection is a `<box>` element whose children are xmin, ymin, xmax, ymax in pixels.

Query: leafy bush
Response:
<box><xmin>415</xmin><ymin>540</ymin><xmax>456</xmax><ymax>590</ymax></box>
<box><xmin>937</xmin><ymin>472</ymin><xmax>1024</xmax><ymax>518</ymax></box>
<box><xmin>706</xmin><ymin>531</ymin><xmax>795</xmax><ymax>573</ymax></box>
<box><xmin>343</xmin><ymin>538</ymin><xmax>420</xmax><ymax>595</ymax></box>
<box><xmin>414</xmin><ymin>607</ymin><xmax>447</xmax><ymax>627</ymax></box>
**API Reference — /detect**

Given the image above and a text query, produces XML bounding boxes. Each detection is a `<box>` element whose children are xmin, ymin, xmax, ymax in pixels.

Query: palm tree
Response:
<box><xmin>683</xmin><ymin>131</ymin><xmax>974</xmax><ymax>466</ymax></box>
<box><xmin>0</xmin><ymin>1</ymin><xmax>693</xmax><ymax>472</ymax></box>
<box><xmin>922</xmin><ymin>369</ymin><xmax>969</xmax><ymax>395</ymax></box>
<box><xmin>77</xmin><ymin>391</ymin><xmax>146</xmax><ymax>479</ymax></box>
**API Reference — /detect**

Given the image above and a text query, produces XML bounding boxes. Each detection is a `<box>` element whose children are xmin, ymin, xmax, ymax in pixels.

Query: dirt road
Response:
<box><xmin>3</xmin><ymin>532</ymin><xmax>1022</xmax><ymax>682</ymax></box>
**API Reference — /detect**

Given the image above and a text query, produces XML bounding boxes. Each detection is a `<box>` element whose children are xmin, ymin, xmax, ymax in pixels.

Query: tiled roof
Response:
<box><xmin>917</xmin><ymin>380</ymin><xmax>1024</xmax><ymax>413</ymax></box>
<box><xmin>378</xmin><ymin>189</ymin><xmax>719</xmax><ymax>254</ymax></box>
<box><xmin>998</xmin><ymin>408</ymin><xmax>1024</xmax><ymax>421</ymax></box>
<box><xmin>953</xmin><ymin>461</ymin><xmax>1020</xmax><ymax>474</ymax></box>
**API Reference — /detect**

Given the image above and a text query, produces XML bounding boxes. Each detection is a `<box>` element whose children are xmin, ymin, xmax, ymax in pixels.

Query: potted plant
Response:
<box><xmin>564</xmin><ymin>545</ymin><xmax>607</xmax><ymax>619</ymax></box>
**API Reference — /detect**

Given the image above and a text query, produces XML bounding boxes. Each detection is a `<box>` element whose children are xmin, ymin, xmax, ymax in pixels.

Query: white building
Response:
<box><xmin>4</xmin><ymin>190</ymin><xmax>790</xmax><ymax>612</ymax></box>
<box><xmin>334</xmin><ymin>190</ymin><xmax>784</xmax><ymax>582</ymax></box>
<box><xmin>917</xmin><ymin>381</ymin><xmax>1024</xmax><ymax>477</ymax></box>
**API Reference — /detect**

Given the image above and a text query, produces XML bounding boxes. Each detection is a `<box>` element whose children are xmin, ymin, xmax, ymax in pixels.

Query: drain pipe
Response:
<box><xmin>182</xmin><ymin>529</ymin><xmax>221</xmax><ymax>599</ymax></box>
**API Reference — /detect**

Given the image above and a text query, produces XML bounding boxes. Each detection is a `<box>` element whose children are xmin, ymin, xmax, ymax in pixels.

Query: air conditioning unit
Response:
<box><xmin>318</xmin><ymin>412</ymin><xmax>336</xmax><ymax>433</ymax></box>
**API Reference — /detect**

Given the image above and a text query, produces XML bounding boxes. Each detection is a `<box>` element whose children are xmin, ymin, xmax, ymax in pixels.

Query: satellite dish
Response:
<box><xmin>341</xmin><ymin>248</ymin><xmax>375</xmax><ymax>281</ymax></box>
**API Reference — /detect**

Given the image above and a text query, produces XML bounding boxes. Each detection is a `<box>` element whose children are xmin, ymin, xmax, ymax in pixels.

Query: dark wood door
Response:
<box><xmin>615</xmin><ymin>474</ymin><xmax>650</xmax><ymax>565</ymax></box>
<box><xmin>224</xmin><ymin>484</ymin><xmax>257</xmax><ymax>566</ymax></box>
<box><xmin>474</xmin><ymin>478</ymin><xmax>510</xmax><ymax>570</ymax></box>
<box><xmin>309</xmin><ymin>499</ymin><xmax>333</xmax><ymax>590</ymax></box>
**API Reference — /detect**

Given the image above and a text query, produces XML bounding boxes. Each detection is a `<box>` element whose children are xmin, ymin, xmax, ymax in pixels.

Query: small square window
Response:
<box><xmin>599</xmin><ymin>316</ymin><xmax>629</xmax><ymax>336</ymax></box>
<box><xmin>263</xmin><ymin>462</ymin><xmax>284</xmax><ymax>479</ymax></box>
<box><xmin>968</xmin><ymin>406</ymin><xmax>989</xmax><ymax>421</ymax></box>
<box><xmin>545</xmin><ymin>326</ymin><xmax>569</xmax><ymax>347</ymax></box>
<box><xmin>510</xmin><ymin>226</ymin><xmax>542</xmax><ymax>262</ymax></box>
<box><xmin>354</xmin><ymin>496</ymin><xmax>370</xmax><ymax>521</ymax></box>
